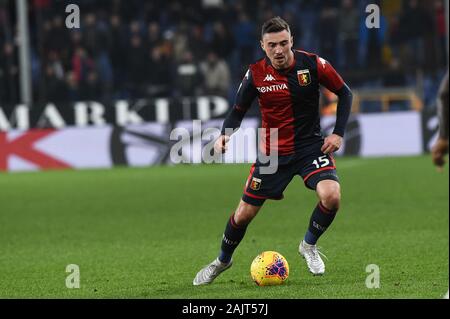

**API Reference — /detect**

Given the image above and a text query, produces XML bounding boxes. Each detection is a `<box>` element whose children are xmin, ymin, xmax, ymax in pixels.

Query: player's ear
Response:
<box><xmin>290</xmin><ymin>36</ymin><xmax>293</xmax><ymax>45</ymax></box>
<box><xmin>260</xmin><ymin>40</ymin><xmax>265</xmax><ymax>51</ymax></box>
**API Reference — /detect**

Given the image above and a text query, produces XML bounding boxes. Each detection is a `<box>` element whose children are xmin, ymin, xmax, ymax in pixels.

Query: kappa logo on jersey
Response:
<box><xmin>263</xmin><ymin>74</ymin><xmax>276</xmax><ymax>82</ymax></box>
<box><xmin>250</xmin><ymin>177</ymin><xmax>262</xmax><ymax>190</ymax></box>
<box><xmin>297</xmin><ymin>69</ymin><xmax>311</xmax><ymax>86</ymax></box>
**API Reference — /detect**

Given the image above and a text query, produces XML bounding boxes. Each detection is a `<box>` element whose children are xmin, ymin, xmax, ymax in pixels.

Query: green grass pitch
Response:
<box><xmin>0</xmin><ymin>155</ymin><xmax>448</xmax><ymax>298</ymax></box>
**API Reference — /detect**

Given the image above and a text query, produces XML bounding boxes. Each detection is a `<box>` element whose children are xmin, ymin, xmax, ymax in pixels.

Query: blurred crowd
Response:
<box><xmin>0</xmin><ymin>0</ymin><xmax>448</xmax><ymax>109</ymax></box>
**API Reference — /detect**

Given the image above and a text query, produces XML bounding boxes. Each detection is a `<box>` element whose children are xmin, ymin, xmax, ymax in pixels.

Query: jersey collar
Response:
<box><xmin>265</xmin><ymin>50</ymin><xmax>296</xmax><ymax>74</ymax></box>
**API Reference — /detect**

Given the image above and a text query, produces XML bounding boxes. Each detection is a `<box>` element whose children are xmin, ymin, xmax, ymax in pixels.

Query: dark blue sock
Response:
<box><xmin>219</xmin><ymin>251</ymin><xmax>232</xmax><ymax>264</ymax></box>
<box><xmin>304</xmin><ymin>202</ymin><xmax>337</xmax><ymax>245</ymax></box>
<box><xmin>304</xmin><ymin>230</ymin><xmax>318</xmax><ymax>245</ymax></box>
<box><xmin>219</xmin><ymin>213</ymin><xmax>248</xmax><ymax>263</ymax></box>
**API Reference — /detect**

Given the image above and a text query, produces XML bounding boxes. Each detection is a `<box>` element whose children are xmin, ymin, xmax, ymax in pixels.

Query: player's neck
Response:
<box><xmin>273</xmin><ymin>51</ymin><xmax>295</xmax><ymax>71</ymax></box>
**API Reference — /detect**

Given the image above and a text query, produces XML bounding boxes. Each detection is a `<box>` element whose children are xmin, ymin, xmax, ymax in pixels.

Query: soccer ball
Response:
<box><xmin>250</xmin><ymin>251</ymin><xmax>289</xmax><ymax>286</ymax></box>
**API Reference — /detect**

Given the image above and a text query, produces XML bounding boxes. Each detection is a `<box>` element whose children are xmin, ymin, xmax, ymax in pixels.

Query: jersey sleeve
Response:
<box><xmin>315</xmin><ymin>56</ymin><xmax>353</xmax><ymax>137</ymax></box>
<box><xmin>437</xmin><ymin>71</ymin><xmax>449</xmax><ymax>139</ymax></box>
<box><xmin>221</xmin><ymin>68</ymin><xmax>258</xmax><ymax>135</ymax></box>
<box><xmin>234</xmin><ymin>68</ymin><xmax>258</xmax><ymax>112</ymax></box>
<box><xmin>316</xmin><ymin>56</ymin><xmax>344</xmax><ymax>93</ymax></box>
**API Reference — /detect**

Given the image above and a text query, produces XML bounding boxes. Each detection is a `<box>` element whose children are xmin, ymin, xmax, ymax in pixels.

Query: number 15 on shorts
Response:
<box><xmin>312</xmin><ymin>155</ymin><xmax>330</xmax><ymax>169</ymax></box>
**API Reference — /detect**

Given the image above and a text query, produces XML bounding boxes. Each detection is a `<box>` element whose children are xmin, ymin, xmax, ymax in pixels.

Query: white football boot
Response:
<box><xmin>299</xmin><ymin>240</ymin><xmax>326</xmax><ymax>275</ymax></box>
<box><xmin>193</xmin><ymin>258</ymin><xmax>233</xmax><ymax>286</ymax></box>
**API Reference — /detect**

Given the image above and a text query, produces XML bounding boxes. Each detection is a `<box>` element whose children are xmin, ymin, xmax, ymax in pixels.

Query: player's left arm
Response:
<box><xmin>431</xmin><ymin>71</ymin><xmax>449</xmax><ymax>170</ymax></box>
<box><xmin>316</xmin><ymin>56</ymin><xmax>353</xmax><ymax>154</ymax></box>
<box><xmin>437</xmin><ymin>71</ymin><xmax>449</xmax><ymax>140</ymax></box>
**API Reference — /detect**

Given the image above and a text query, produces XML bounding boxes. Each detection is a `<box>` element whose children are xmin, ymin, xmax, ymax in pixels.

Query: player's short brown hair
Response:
<box><xmin>261</xmin><ymin>16</ymin><xmax>291</xmax><ymax>39</ymax></box>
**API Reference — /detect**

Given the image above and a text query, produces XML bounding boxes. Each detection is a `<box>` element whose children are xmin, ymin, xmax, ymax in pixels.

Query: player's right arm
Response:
<box><xmin>215</xmin><ymin>68</ymin><xmax>258</xmax><ymax>153</ymax></box>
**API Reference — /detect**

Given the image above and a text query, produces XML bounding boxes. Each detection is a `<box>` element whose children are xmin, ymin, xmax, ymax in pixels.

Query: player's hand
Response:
<box><xmin>321</xmin><ymin>134</ymin><xmax>342</xmax><ymax>154</ymax></box>
<box><xmin>214</xmin><ymin>135</ymin><xmax>230</xmax><ymax>154</ymax></box>
<box><xmin>431</xmin><ymin>137</ymin><xmax>449</xmax><ymax>172</ymax></box>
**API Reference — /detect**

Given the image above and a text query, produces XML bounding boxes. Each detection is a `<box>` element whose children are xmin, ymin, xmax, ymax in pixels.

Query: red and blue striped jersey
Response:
<box><xmin>232</xmin><ymin>49</ymin><xmax>345</xmax><ymax>156</ymax></box>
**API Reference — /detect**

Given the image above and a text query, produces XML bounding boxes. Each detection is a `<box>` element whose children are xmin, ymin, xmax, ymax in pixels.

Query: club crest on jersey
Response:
<box><xmin>250</xmin><ymin>177</ymin><xmax>262</xmax><ymax>191</ymax></box>
<box><xmin>297</xmin><ymin>69</ymin><xmax>311</xmax><ymax>86</ymax></box>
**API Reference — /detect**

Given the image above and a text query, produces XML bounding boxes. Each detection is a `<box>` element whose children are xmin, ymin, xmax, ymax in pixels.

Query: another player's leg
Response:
<box><xmin>300</xmin><ymin>180</ymin><xmax>340</xmax><ymax>275</ymax></box>
<box><xmin>193</xmin><ymin>200</ymin><xmax>262</xmax><ymax>285</ymax></box>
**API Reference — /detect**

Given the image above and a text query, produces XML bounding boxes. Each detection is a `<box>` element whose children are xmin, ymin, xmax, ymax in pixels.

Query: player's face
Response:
<box><xmin>261</xmin><ymin>30</ymin><xmax>294</xmax><ymax>70</ymax></box>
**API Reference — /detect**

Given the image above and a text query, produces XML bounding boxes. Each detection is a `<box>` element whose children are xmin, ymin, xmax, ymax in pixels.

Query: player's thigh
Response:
<box><xmin>241</xmin><ymin>163</ymin><xmax>294</xmax><ymax>206</ymax></box>
<box><xmin>298</xmin><ymin>142</ymin><xmax>339</xmax><ymax>190</ymax></box>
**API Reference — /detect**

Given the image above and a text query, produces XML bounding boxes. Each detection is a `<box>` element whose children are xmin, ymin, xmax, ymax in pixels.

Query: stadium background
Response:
<box><xmin>0</xmin><ymin>0</ymin><xmax>448</xmax><ymax>170</ymax></box>
<box><xmin>0</xmin><ymin>0</ymin><xmax>448</xmax><ymax>299</ymax></box>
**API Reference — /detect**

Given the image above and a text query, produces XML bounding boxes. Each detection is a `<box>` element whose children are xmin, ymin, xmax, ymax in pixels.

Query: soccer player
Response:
<box><xmin>193</xmin><ymin>17</ymin><xmax>353</xmax><ymax>285</ymax></box>
<box><xmin>431</xmin><ymin>71</ymin><xmax>449</xmax><ymax>170</ymax></box>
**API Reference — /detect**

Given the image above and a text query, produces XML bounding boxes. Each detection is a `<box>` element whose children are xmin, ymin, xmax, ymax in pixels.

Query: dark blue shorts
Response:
<box><xmin>242</xmin><ymin>142</ymin><xmax>339</xmax><ymax>206</ymax></box>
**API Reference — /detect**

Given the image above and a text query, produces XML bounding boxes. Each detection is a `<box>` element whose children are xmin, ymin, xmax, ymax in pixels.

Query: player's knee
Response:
<box><xmin>234</xmin><ymin>211</ymin><xmax>253</xmax><ymax>226</ymax></box>
<box><xmin>321</xmin><ymin>190</ymin><xmax>341</xmax><ymax>212</ymax></box>
<box><xmin>235</xmin><ymin>201</ymin><xmax>260</xmax><ymax>225</ymax></box>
